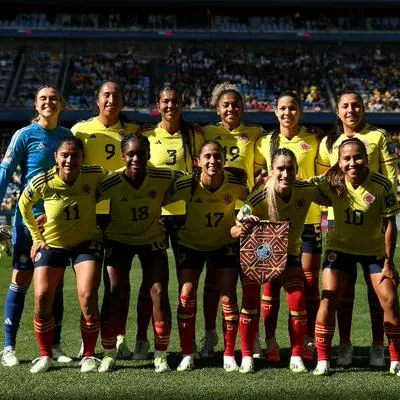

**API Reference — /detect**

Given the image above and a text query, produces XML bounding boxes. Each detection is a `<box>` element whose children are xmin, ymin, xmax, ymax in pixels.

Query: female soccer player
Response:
<box><xmin>18</xmin><ymin>136</ymin><xmax>106</xmax><ymax>373</ymax></box>
<box><xmin>201</xmin><ymin>82</ymin><xmax>264</xmax><ymax>358</ymax></box>
<box><xmin>313</xmin><ymin>138</ymin><xmax>400</xmax><ymax>376</ymax></box>
<box><xmin>232</xmin><ymin>148</ymin><xmax>328</xmax><ymax>374</ymax></box>
<box><xmin>134</xmin><ymin>85</ymin><xmax>204</xmax><ymax>360</ymax></box>
<box><xmin>0</xmin><ymin>85</ymin><xmax>72</xmax><ymax>367</ymax></box>
<box><xmin>170</xmin><ymin>140</ymin><xmax>247</xmax><ymax>372</ymax></box>
<box><xmin>254</xmin><ymin>92</ymin><xmax>322</xmax><ymax>362</ymax></box>
<box><xmin>316</xmin><ymin>90</ymin><xmax>398</xmax><ymax>367</ymax></box>
<box><xmin>72</xmin><ymin>81</ymin><xmax>140</xmax><ymax>359</ymax></box>
<box><xmin>97</xmin><ymin>134</ymin><xmax>176</xmax><ymax>373</ymax></box>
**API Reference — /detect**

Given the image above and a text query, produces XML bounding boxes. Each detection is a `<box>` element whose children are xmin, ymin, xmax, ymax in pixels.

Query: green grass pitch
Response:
<box><xmin>0</xmin><ymin>240</ymin><xmax>400</xmax><ymax>400</ymax></box>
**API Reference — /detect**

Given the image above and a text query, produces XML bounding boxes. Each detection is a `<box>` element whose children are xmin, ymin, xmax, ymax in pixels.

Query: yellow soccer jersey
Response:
<box><xmin>237</xmin><ymin>181</ymin><xmax>327</xmax><ymax>256</ymax></box>
<box><xmin>72</xmin><ymin>117</ymin><xmax>140</xmax><ymax>171</ymax></box>
<box><xmin>204</xmin><ymin>122</ymin><xmax>264</xmax><ymax>189</ymax></box>
<box><xmin>98</xmin><ymin>167</ymin><xmax>176</xmax><ymax>246</ymax></box>
<box><xmin>314</xmin><ymin>171</ymin><xmax>400</xmax><ymax>256</ymax></box>
<box><xmin>316</xmin><ymin>124</ymin><xmax>397</xmax><ymax>189</ymax></box>
<box><xmin>169</xmin><ymin>171</ymin><xmax>248</xmax><ymax>251</ymax></box>
<box><xmin>141</xmin><ymin>124</ymin><xmax>204</xmax><ymax>173</ymax></box>
<box><xmin>19</xmin><ymin>165</ymin><xmax>106</xmax><ymax>249</ymax></box>
<box><xmin>254</xmin><ymin>126</ymin><xmax>321</xmax><ymax>224</ymax></box>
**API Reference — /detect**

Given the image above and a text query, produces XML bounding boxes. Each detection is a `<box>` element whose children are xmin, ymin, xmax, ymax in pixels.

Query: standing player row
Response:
<box><xmin>0</xmin><ymin>82</ymin><xmax>397</xmax><ymax>372</ymax></box>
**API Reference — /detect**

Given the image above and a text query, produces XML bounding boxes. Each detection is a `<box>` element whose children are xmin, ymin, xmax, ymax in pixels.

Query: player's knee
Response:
<box><xmin>12</xmin><ymin>269</ymin><xmax>33</xmax><ymax>287</ymax></box>
<box><xmin>35</xmin><ymin>290</ymin><xmax>53</xmax><ymax>313</ymax></box>
<box><xmin>150</xmin><ymin>282</ymin><xmax>166</xmax><ymax>300</ymax></box>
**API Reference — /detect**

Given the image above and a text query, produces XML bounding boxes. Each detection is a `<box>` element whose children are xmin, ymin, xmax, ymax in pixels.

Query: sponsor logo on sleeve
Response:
<box><xmin>385</xmin><ymin>193</ymin><xmax>396</xmax><ymax>208</ymax></box>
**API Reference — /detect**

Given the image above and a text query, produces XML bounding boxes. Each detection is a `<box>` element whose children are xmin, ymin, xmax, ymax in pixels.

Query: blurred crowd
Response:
<box><xmin>1</xmin><ymin>11</ymin><xmax>400</xmax><ymax>32</ymax></box>
<box><xmin>1</xmin><ymin>43</ymin><xmax>400</xmax><ymax>112</ymax></box>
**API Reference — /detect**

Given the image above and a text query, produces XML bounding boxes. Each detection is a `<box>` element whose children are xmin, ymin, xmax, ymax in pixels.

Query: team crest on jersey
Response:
<box><xmin>299</xmin><ymin>142</ymin><xmax>310</xmax><ymax>152</ymax></box>
<box><xmin>4</xmin><ymin>149</ymin><xmax>13</xmax><ymax>163</ymax></box>
<box><xmin>224</xmin><ymin>194</ymin><xmax>233</xmax><ymax>204</ymax></box>
<box><xmin>363</xmin><ymin>193</ymin><xmax>375</xmax><ymax>205</ymax></box>
<box><xmin>385</xmin><ymin>194</ymin><xmax>396</xmax><ymax>208</ymax></box>
<box><xmin>81</xmin><ymin>184</ymin><xmax>91</xmax><ymax>195</ymax></box>
<box><xmin>19</xmin><ymin>254</ymin><xmax>29</xmax><ymax>264</ymax></box>
<box><xmin>239</xmin><ymin>135</ymin><xmax>249</xmax><ymax>143</ymax></box>
<box><xmin>34</xmin><ymin>252</ymin><xmax>42</xmax><ymax>263</ymax></box>
<box><xmin>148</xmin><ymin>190</ymin><xmax>157</xmax><ymax>198</ymax></box>
<box><xmin>327</xmin><ymin>252</ymin><xmax>337</xmax><ymax>263</ymax></box>
<box><xmin>296</xmin><ymin>198</ymin><xmax>305</xmax><ymax>208</ymax></box>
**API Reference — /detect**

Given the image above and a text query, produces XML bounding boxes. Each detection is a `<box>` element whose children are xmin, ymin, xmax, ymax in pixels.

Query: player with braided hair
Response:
<box><xmin>135</xmin><ymin>85</ymin><xmax>204</xmax><ymax>360</ymax></box>
<box><xmin>97</xmin><ymin>133</ymin><xmax>177</xmax><ymax>373</ymax></box>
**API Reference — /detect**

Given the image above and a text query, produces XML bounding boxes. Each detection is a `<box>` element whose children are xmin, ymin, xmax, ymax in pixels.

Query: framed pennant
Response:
<box><xmin>240</xmin><ymin>220</ymin><xmax>289</xmax><ymax>284</ymax></box>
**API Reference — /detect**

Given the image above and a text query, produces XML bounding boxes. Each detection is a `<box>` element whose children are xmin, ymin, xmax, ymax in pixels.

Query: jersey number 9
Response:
<box><xmin>105</xmin><ymin>144</ymin><xmax>116</xmax><ymax>160</ymax></box>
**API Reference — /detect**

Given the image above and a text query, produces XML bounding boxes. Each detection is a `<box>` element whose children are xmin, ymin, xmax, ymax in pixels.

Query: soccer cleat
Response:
<box><xmin>52</xmin><ymin>345</ymin><xmax>73</xmax><ymax>363</ymax></box>
<box><xmin>223</xmin><ymin>355</ymin><xmax>239</xmax><ymax>372</ymax></box>
<box><xmin>200</xmin><ymin>330</ymin><xmax>218</xmax><ymax>358</ymax></box>
<box><xmin>1</xmin><ymin>347</ymin><xmax>19</xmax><ymax>367</ymax></box>
<box><xmin>289</xmin><ymin>356</ymin><xmax>307</xmax><ymax>373</ymax></box>
<box><xmin>253</xmin><ymin>333</ymin><xmax>263</xmax><ymax>358</ymax></box>
<box><xmin>313</xmin><ymin>360</ymin><xmax>330</xmax><ymax>376</ymax></box>
<box><xmin>369</xmin><ymin>345</ymin><xmax>385</xmax><ymax>367</ymax></box>
<box><xmin>177</xmin><ymin>355</ymin><xmax>194</xmax><ymax>372</ymax></box>
<box><xmin>154</xmin><ymin>351</ymin><xmax>169</xmax><ymax>373</ymax></box>
<box><xmin>79</xmin><ymin>356</ymin><xmax>100</xmax><ymax>373</ymax></box>
<box><xmin>265</xmin><ymin>344</ymin><xmax>280</xmax><ymax>363</ymax></box>
<box><xmin>390</xmin><ymin>361</ymin><xmax>400</xmax><ymax>375</ymax></box>
<box><xmin>239</xmin><ymin>356</ymin><xmax>254</xmax><ymax>374</ymax></box>
<box><xmin>30</xmin><ymin>356</ymin><xmax>54</xmax><ymax>374</ymax></box>
<box><xmin>116</xmin><ymin>335</ymin><xmax>132</xmax><ymax>360</ymax></box>
<box><xmin>132</xmin><ymin>339</ymin><xmax>150</xmax><ymax>360</ymax></box>
<box><xmin>98</xmin><ymin>352</ymin><xmax>116</xmax><ymax>373</ymax></box>
<box><xmin>336</xmin><ymin>343</ymin><xmax>353</xmax><ymax>366</ymax></box>
<box><xmin>303</xmin><ymin>338</ymin><xmax>315</xmax><ymax>361</ymax></box>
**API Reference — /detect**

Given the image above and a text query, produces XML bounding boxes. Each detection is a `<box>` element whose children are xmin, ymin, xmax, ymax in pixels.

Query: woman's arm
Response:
<box><xmin>380</xmin><ymin>216</ymin><xmax>398</xmax><ymax>284</ymax></box>
<box><xmin>18</xmin><ymin>183</ymin><xmax>45</xmax><ymax>244</ymax></box>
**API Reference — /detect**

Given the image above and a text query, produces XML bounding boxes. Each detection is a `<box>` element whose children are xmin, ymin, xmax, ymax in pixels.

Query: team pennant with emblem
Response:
<box><xmin>240</xmin><ymin>220</ymin><xmax>289</xmax><ymax>284</ymax></box>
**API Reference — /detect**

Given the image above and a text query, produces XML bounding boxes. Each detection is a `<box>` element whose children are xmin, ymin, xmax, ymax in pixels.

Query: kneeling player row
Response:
<box><xmin>17</xmin><ymin>134</ymin><xmax>400</xmax><ymax>375</ymax></box>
